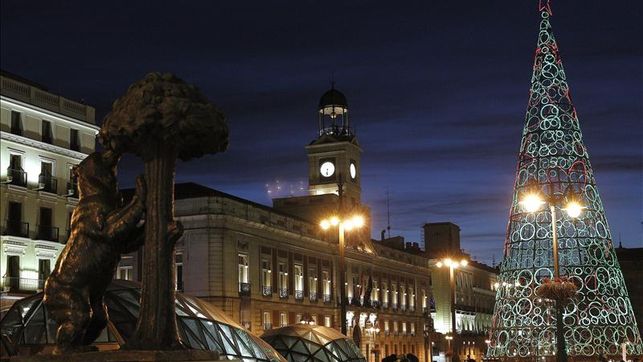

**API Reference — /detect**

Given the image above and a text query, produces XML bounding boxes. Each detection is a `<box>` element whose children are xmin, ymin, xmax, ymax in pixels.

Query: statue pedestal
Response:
<box><xmin>9</xmin><ymin>349</ymin><xmax>219</xmax><ymax>362</ymax></box>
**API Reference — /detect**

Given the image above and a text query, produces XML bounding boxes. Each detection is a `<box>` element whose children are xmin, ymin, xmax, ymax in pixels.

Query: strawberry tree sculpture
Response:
<box><xmin>100</xmin><ymin>73</ymin><xmax>228</xmax><ymax>349</ymax></box>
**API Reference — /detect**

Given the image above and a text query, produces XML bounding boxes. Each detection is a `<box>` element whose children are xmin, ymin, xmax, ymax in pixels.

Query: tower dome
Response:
<box><xmin>317</xmin><ymin>84</ymin><xmax>351</xmax><ymax>137</ymax></box>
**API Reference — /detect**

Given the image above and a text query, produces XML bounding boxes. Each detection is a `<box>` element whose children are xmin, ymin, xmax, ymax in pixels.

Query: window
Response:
<box><xmin>41</xmin><ymin>120</ymin><xmax>52</xmax><ymax>144</ymax></box>
<box><xmin>409</xmin><ymin>287</ymin><xmax>415</xmax><ymax>310</ymax></box>
<box><xmin>238</xmin><ymin>253</ymin><xmax>249</xmax><ymax>286</ymax></box>
<box><xmin>280</xmin><ymin>312</ymin><xmax>288</xmax><ymax>327</ymax></box>
<box><xmin>324</xmin><ymin>316</ymin><xmax>332</xmax><ymax>327</ymax></box>
<box><xmin>309</xmin><ymin>268</ymin><xmax>318</xmax><ymax>299</ymax></box>
<box><xmin>391</xmin><ymin>283</ymin><xmax>398</xmax><ymax>308</ymax></box>
<box><xmin>371</xmin><ymin>280</ymin><xmax>379</xmax><ymax>302</ymax></box>
<box><xmin>70</xmin><ymin>129</ymin><xmax>80</xmax><ymax>151</ymax></box>
<box><xmin>278</xmin><ymin>263</ymin><xmax>288</xmax><ymax>298</ymax></box>
<box><xmin>262</xmin><ymin>259</ymin><xmax>272</xmax><ymax>295</ymax></box>
<box><xmin>5</xmin><ymin>255</ymin><xmax>20</xmax><ymax>291</ymax></box>
<box><xmin>383</xmin><ymin>282</ymin><xmax>389</xmax><ymax>307</ymax></box>
<box><xmin>10</xmin><ymin>111</ymin><xmax>22</xmax><ymax>135</ymax></box>
<box><xmin>175</xmin><ymin>253</ymin><xmax>183</xmax><ymax>291</ymax></box>
<box><xmin>402</xmin><ymin>322</ymin><xmax>407</xmax><ymax>335</ymax></box>
<box><xmin>384</xmin><ymin>320</ymin><xmax>390</xmax><ymax>333</ymax></box>
<box><xmin>295</xmin><ymin>314</ymin><xmax>302</xmax><ymax>323</ymax></box>
<box><xmin>294</xmin><ymin>264</ymin><xmax>303</xmax><ymax>299</ymax></box>
<box><xmin>322</xmin><ymin>270</ymin><xmax>331</xmax><ymax>301</ymax></box>
<box><xmin>6</xmin><ymin>202</ymin><xmax>25</xmax><ymax>237</ymax></box>
<box><xmin>400</xmin><ymin>284</ymin><xmax>406</xmax><ymax>309</ymax></box>
<box><xmin>38</xmin><ymin>259</ymin><xmax>51</xmax><ymax>289</ymax></box>
<box><xmin>310</xmin><ymin>315</ymin><xmax>317</xmax><ymax>325</ymax></box>
<box><xmin>393</xmin><ymin>321</ymin><xmax>399</xmax><ymax>334</ymax></box>
<box><xmin>263</xmin><ymin>311</ymin><xmax>272</xmax><ymax>330</ymax></box>
<box><xmin>37</xmin><ymin>207</ymin><xmax>55</xmax><ymax>241</ymax></box>
<box><xmin>39</xmin><ymin>161</ymin><xmax>56</xmax><ymax>193</ymax></box>
<box><xmin>8</xmin><ymin>154</ymin><xmax>26</xmax><ymax>187</ymax></box>
<box><xmin>117</xmin><ymin>265</ymin><xmax>133</xmax><ymax>281</ymax></box>
<box><xmin>422</xmin><ymin>289</ymin><xmax>428</xmax><ymax>309</ymax></box>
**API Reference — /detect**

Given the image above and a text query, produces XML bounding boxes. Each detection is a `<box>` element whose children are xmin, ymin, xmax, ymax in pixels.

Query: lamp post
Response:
<box><xmin>436</xmin><ymin>257</ymin><xmax>468</xmax><ymax>362</ymax></box>
<box><xmin>445</xmin><ymin>334</ymin><xmax>453</xmax><ymax>362</ymax></box>
<box><xmin>320</xmin><ymin>213</ymin><xmax>364</xmax><ymax>336</ymax></box>
<box><xmin>519</xmin><ymin>189</ymin><xmax>584</xmax><ymax>362</ymax></box>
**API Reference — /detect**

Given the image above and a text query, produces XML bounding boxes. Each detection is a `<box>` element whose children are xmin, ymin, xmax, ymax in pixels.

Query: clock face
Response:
<box><xmin>320</xmin><ymin>161</ymin><xmax>335</xmax><ymax>177</ymax></box>
<box><xmin>349</xmin><ymin>162</ymin><xmax>357</xmax><ymax>179</ymax></box>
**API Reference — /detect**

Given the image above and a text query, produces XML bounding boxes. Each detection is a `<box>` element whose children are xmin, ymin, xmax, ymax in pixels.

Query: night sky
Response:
<box><xmin>2</xmin><ymin>1</ymin><xmax>641</xmax><ymax>264</ymax></box>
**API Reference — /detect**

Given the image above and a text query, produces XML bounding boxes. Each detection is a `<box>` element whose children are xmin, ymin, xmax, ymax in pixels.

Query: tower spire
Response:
<box><xmin>539</xmin><ymin>0</ymin><xmax>553</xmax><ymax>15</ymax></box>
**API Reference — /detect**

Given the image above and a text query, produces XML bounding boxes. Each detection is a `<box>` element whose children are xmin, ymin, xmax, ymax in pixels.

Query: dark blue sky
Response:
<box><xmin>2</xmin><ymin>1</ymin><xmax>641</xmax><ymax>264</ymax></box>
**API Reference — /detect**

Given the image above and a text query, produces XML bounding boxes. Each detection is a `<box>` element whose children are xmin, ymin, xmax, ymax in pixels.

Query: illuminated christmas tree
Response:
<box><xmin>487</xmin><ymin>1</ymin><xmax>643</xmax><ymax>358</ymax></box>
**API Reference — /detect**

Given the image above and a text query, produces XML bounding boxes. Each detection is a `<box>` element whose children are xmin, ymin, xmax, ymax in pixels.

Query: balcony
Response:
<box><xmin>294</xmin><ymin>290</ymin><xmax>304</xmax><ymax>300</ymax></box>
<box><xmin>5</xmin><ymin>168</ymin><xmax>27</xmax><ymax>187</ymax></box>
<box><xmin>401</xmin><ymin>305</ymin><xmax>406</xmax><ymax>311</ymax></box>
<box><xmin>309</xmin><ymin>292</ymin><xmax>318</xmax><ymax>303</ymax></box>
<box><xmin>239</xmin><ymin>282</ymin><xmax>251</xmax><ymax>296</ymax></box>
<box><xmin>2</xmin><ymin>221</ymin><xmax>29</xmax><ymax>238</ymax></box>
<box><xmin>278</xmin><ymin>288</ymin><xmax>288</xmax><ymax>299</ymax></box>
<box><xmin>66</xmin><ymin>180</ymin><xmax>79</xmax><ymax>198</ymax></box>
<box><xmin>262</xmin><ymin>285</ymin><xmax>272</xmax><ymax>296</ymax></box>
<box><xmin>36</xmin><ymin>225</ymin><xmax>59</xmax><ymax>242</ymax></box>
<box><xmin>38</xmin><ymin>174</ymin><xmax>58</xmax><ymax>194</ymax></box>
<box><xmin>323</xmin><ymin>294</ymin><xmax>332</xmax><ymax>303</ymax></box>
<box><xmin>382</xmin><ymin>302</ymin><xmax>389</xmax><ymax>309</ymax></box>
<box><xmin>2</xmin><ymin>276</ymin><xmax>43</xmax><ymax>293</ymax></box>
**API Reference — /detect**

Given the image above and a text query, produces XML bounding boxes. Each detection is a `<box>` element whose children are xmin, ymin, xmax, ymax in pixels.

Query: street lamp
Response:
<box><xmin>436</xmin><ymin>257</ymin><xmax>468</xmax><ymax>362</ymax></box>
<box><xmin>519</xmin><ymin>188</ymin><xmax>584</xmax><ymax>362</ymax></box>
<box><xmin>445</xmin><ymin>334</ymin><xmax>454</xmax><ymax>362</ymax></box>
<box><xmin>320</xmin><ymin>213</ymin><xmax>364</xmax><ymax>335</ymax></box>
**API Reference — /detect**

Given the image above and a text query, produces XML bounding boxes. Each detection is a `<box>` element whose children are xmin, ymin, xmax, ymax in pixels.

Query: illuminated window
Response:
<box><xmin>263</xmin><ymin>311</ymin><xmax>272</xmax><ymax>330</ymax></box>
<box><xmin>280</xmin><ymin>312</ymin><xmax>288</xmax><ymax>327</ymax></box>
<box><xmin>294</xmin><ymin>264</ymin><xmax>303</xmax><ymax>297</ymax></box>
<box><xmin>117</xmin><ymin>265</ymin><xmax>133</xmax><ymax>281</ymax></box>
<box><xmin>324</xmin><ymin>316</ymin><xmax>332</xmax><ymax>327</ymax></box>
<box><xmin>238</xmin><ymin>253</ymin><xmax>249</xmax><ymax>285</ymax></box>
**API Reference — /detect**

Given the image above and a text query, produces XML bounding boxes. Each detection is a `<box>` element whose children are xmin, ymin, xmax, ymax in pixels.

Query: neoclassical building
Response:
<box><xmin>0</xmin><ymin>71</ymin><xmax>99</xmax><ymax>308</ymax></box>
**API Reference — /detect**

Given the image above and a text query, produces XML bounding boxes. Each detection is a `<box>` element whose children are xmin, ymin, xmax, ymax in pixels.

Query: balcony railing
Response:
<box><xmin>66</xmin><ymin>180</ymin><xmax>78</xmax><ymax>198</ymax></box>
<box><xmin>382</xmin><ymin>301</ymin><xmax>389</xmax><ymax>309</ymax></box>
<box><xmin>2</xmin><ymin>221</ymin><xmax>29</xmax><ymax>238</ymax></box>
<box><xmin>239</xmin><ymin>282</ymin><xmax>251</xmax><ymax>296</ymax></box>
<box><xmin>2</xmin><ymin>276</ymin><xmax>43</xmax><ymax>293</ymax></box>
<box><xmin>278</xmin><ymin>288</ymin><xmax>288</xmax><ymax>299</ymax></box>
<box><xmin>323</xmin><ymin>294</ymin><xmax>332</xmax><ymax>303</ymax></box>
<box><xmin>36</xmin><ymin>225</ymin><xmax>59</xmax><ymax>242</ymax></box>
<box><xmin>262</xmin><ymin>285</ymin><xmax>272</xmax><ymax>296</ymax></box>
<box><xmin>38</xmin><ymin>174</ymin><xmax>58</xmax><ymax>194</ymax></box>
<box><xmin>401</xmin><ymin>305</ymin><xmax>406</xmax><ymax>311</ymax></box>
<box><xmin>5</xmin><ymin>168</ymin><xmax>27</xmax><ymax>187</ymax></box>
<box><xmin>372</xmin><ymin>300</ymin><xmax>380</xmax><ymax>308</ymax></box>
<box><xmin>309</xmin><ymin>292</ymin><xmax>318</xmax><ymax>302</ymax></box>
<box><xmin>294</xmin><ymin>290</ymin><xmax>304</xmax><ymax>300</ymax></box>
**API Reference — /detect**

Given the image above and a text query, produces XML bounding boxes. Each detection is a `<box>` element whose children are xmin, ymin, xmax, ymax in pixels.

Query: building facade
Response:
<box><xmin>425</xmin><ymin>222</ymin><xmax>498</xmax><ymax>361</ymax></box>
<box><xmin>0</xmin><ymin>71</ymin><xmax>99</xmax><ymax>309</ymax></box>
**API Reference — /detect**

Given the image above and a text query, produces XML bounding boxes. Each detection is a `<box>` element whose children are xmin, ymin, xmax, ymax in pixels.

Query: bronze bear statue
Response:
<box><xmin>43</xmin><ymin>149</ymin><xmax>147</xmax><ymax>355</ymax></box>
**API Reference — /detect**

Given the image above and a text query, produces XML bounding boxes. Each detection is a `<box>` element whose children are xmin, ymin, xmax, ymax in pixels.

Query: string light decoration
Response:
<box><xmin>486</xmin><ymin>3</ymin><xmax>643</xmax><ymax>358</ymax></box>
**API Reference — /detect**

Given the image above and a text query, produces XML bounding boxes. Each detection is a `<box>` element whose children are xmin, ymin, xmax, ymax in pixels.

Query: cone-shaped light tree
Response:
<box><xmin>100</xmin><ymin>73</ymin><xmax>228</xmax><ymax>349</ymax></box>
<box><xmin>487</xmin><ymin>2</ymin><xmax>642</xmax><ymax>359</ymax></box>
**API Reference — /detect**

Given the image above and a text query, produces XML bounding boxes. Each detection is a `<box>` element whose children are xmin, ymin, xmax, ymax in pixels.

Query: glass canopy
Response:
<box><xmin>261</xmin><ymin>324</ymin><xmax>365</xmax><ymax>362</ymax></box>
<box><xmin>0</xmin><ymin>280</ymin><xmax>285</xmax><ymax>362</ymax></box>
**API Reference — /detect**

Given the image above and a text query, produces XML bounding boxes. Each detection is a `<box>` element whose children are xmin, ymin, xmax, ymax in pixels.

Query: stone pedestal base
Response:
<box><xmin>9</xmin><ymin>349</ymin><xmax>220</xmax><ymax>362</ymax></box>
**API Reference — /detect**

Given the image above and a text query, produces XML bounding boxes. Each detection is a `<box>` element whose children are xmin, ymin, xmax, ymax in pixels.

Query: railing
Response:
<box><xmin>323</xmin><ymin>294</ymin><xmax>332</xmax><ymax>303</ymax></box>
<box><xmin>401</xmin><ymin>305</ymin><xmax>406</xmax><ymax>311</ymax></box>
<box><xmin>278</xmin><ymin>288</ymin><xmax>288</xmax><ymax>299</ymax></box>
<box><xmin>263</xmin><ymin>323</ymin><xmax>272</xmax><ymax>330</ymax></box>
<box><xmin>409</xmin><ymin>306</ymin><xmax>415</xmax><ymax>312</ymax></box>
<box><xmin>392</xmin><ymin>303</ymin><xmax>398</xmax><ymax>311</ymax></box>
<box><xmin>66</xmin><ymin>180</ymin><xmax>78</xmax><ymax>198</ymax></box>
<box><xmin>5</xmin><ymin>168</ymin><xmax>27</xmax><ymax>187</ymax></box>
<box><xmin>2</xmin><ymin>276</ymin><xmax>43</xmax><ymax>292</ymax></box>
<box><xmin>239</xmin><ymin>282</ymin><xmax>251</xmax><ymax>296</ymax></box>
<box><xmin>262</xmin><ymin>285</ymin><xmax>272</xmax><ymax>296</ymax></box>
<box><xmin>36</xmin><ymin>225</ymin><xmax>59</xmax><ymax>242</ymax></box>
<box><xmin>382</xmin><ymin>301</ymin><xmax>389</xmax><ymax>309</ymax></box>
<box><xmin>384</xmin><ymin>330</ymin><xmax>390</xmax><ymax>336</ymax></box>
<box><xmin>309</xmin><ymin>292</ymin><xmax>318</xmax><ymax>302</ymax></box>
<box><xmin>38</xmin><ymin>174</ymin><xmax>58</xmax><ymax>194</ymax></box>
<box><xmin>294</xmin><ymin>290</ymin><xmax>303</xmax><ymax>300</ymax></box>
<box><xmin>372</xmin><ymin>300</ymin><xmax>380</xmax><ymax>308</ymax></box>
<box><xmin>2</xmin><ymin>221</ymin><xmax>29</xmax><ymax>238</ymax></box>
<box><xmin>1</xmin><ymin>74</ymin><xmax>95</xmax><ymax>123</ymax></box>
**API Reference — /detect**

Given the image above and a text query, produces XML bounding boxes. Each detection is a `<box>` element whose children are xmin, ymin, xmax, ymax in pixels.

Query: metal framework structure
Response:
<box><xmin>487</xmin><ymin>4</ymin><xmax>643</xmax><ymax>358</ymax></box>
<box><xmin>0</xmin><ymin>280</ymin><xmax>285</xmax><ymax>362</ymax></box>
<box><xmin>261</xmin><ymin>324</ymin><xmax>366</xmax><ymax>362</ymax></box>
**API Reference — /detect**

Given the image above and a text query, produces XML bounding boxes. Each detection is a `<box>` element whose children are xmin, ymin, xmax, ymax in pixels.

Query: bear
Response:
<box><xmin>42</xmin><ymin>149</ymin><xmax>148</xmax><ymax>355</ymax></box>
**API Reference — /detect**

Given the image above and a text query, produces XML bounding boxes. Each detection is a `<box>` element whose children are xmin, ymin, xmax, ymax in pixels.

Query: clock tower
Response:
<box><xmin>306</xmin><ymin>85</ymin><xmax>362</xmax><ymax>206</ymax></box>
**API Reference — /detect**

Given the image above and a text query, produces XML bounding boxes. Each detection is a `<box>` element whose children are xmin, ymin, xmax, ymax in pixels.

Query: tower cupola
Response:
<box><xmin>318</xmin><ymin>84</ymin><xmax>351</xmax><ymax>137</ymax></box>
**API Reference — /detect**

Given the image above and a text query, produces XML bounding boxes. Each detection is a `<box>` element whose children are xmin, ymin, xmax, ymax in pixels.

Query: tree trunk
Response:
<box><xmin>127</xmin><ymin>142</ymin><xmax>182</xmax><ymax>350</ymax></box>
